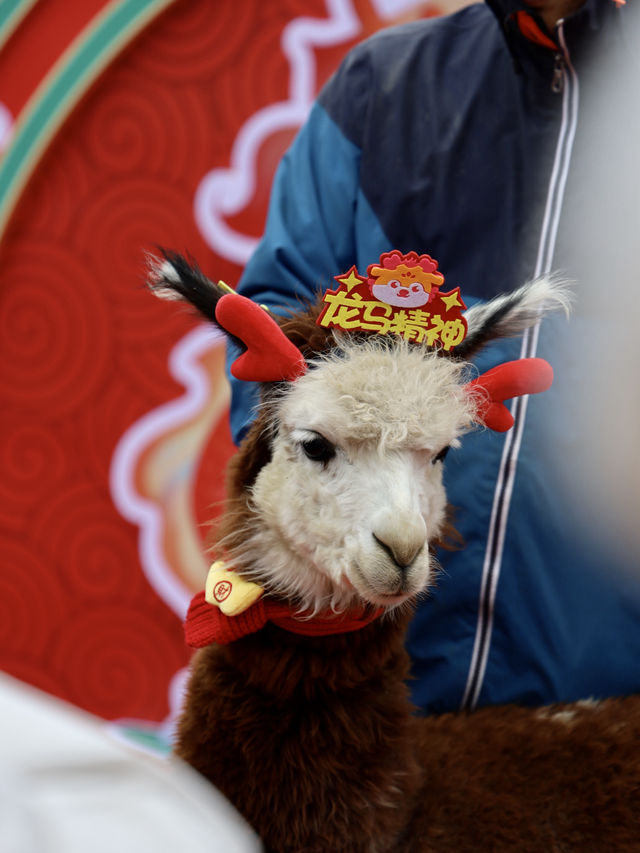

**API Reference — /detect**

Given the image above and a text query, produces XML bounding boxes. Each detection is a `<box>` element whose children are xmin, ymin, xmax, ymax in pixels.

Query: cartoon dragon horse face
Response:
<box><xmin>368</xmin><ymin>250</ymin><xmax>445</xmax><ymax>308</ymax></box>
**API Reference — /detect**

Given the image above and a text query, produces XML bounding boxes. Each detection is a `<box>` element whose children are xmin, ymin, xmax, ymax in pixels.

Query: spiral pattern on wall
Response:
<box><xmin>0</xmin><ymin>0</ymin><xmax>425</xmax><ymax>722</ymax></box>
<box><xmin>0</xmin><ymin>244</ymin><xmax>113</xmax><ymax>416</ymax></box>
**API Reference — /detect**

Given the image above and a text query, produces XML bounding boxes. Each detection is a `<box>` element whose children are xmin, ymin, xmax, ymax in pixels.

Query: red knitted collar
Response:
<box><xmin>184</xmin><ymin>589</ymin><xmax>384</xmax><ymax>648</ymax></box>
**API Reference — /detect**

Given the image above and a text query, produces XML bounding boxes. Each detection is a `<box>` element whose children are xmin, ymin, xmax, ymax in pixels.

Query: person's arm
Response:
<box><xmin>229</xmin><ymin>48</ymin><xmax>371</xmax><ymax>444</ymax></box>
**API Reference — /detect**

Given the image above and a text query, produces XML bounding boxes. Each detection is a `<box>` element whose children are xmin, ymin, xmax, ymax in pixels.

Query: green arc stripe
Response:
<box><xmin>0</xmin><ymin>0</ymin><xmax>177</xmax><ymax>242</ymax></box>
<box><xmin>0</xmin><ymin>0</ymin><xmax>37</xmax><ymax>49</ymax></box>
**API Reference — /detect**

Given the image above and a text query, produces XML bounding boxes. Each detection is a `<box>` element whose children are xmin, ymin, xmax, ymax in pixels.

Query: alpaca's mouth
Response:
<box><xmin>371</xmin><ymin>590</ymin><xmax>414</xmax><ymax>607</ymax></box>
<box><xmin>349</xmin><ymin>563</ymin><xmax>417</xmax><ymax>607</ymax></box>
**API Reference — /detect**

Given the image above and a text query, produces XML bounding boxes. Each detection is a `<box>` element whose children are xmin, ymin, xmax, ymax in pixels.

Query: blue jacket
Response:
<box><xmin>231</xmin><ymin>0</ymin><xmax>640</xmax><ymax>714</ymax></box>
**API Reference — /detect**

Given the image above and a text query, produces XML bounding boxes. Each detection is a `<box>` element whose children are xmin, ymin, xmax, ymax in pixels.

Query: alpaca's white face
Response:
<box><xmin>148</xmin><ymin>253</ymin><xmax>567</xmax><ymax>613</ymax></box>
<box><xmin>236</xmin><ymin>339</ymin><xmax>477</xmax><ymax>613</ymax></box>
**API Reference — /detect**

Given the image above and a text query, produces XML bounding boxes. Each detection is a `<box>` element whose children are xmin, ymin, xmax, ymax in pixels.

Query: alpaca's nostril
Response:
<box><xmin>372</xmin><ymin>533</ymin><xmax>423</xmax><ymax>571</ymax></box>
<box><xmin>372</xmin><ymin>510</ymin><xmax>427</xmax><ymax>571</ymax></box>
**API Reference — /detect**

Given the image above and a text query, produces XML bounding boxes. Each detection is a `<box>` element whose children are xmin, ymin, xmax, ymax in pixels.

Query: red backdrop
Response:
<box><xmin>0</xmin><ymin>0</ymin><xmax>459</xmax><ymax>734</ymax></box>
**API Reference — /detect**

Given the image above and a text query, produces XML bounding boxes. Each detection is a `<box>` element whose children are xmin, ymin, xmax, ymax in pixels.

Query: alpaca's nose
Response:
<box><xmin>372</xmin><ymin>512</ymin><xmax>427</xmax><ymax>569</ymax></box>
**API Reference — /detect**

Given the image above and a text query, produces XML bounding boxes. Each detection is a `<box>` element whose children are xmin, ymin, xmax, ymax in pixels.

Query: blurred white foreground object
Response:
<box><xmin>0</xmin><ymin>674</ymin><xmax>260</xmax><ymax>853</ymax></box>
<box><xmin>564</xmin><ymin>2</ymin><xmax>640</xmax><ymax>560</ymax></box>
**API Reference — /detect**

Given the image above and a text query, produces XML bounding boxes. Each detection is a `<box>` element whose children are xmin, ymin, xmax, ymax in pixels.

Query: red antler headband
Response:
<box><xmin>215</xmin><ymin>293</ymin><xmax>306</xmax><ymax>382</ymax></box>
<box><xmin>217</xmin><ymin>252</ymin><xmax>553</xmax><ymax>432</ymax></box>
<box><xmin>467</xmin><ymin>358</ymin><xmax>554</xmax><ymax>432</ymax></box>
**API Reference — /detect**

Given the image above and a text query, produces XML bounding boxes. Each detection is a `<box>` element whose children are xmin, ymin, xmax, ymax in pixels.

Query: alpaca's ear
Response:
<box><xmin>147</xmin><ymin>250</ymin><xmax>307</xmax><ymax>383</ymax></box>
<box><xmin>455</xmin><ymin>276</ymin><xmax>571</xmax><ymax>360</ymax></box>
<box><xmin>146</xmin><ymin>249</ymin><xmax>243</xmax><ymax>349</ymax></box>
<box><xmin>147</xmin><ymin>249</ymin><xmax>232</xmax><ymax>316</ymax></box>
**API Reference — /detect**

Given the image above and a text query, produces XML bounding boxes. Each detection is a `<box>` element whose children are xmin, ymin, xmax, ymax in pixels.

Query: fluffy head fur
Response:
<box><xmin>223</xmin><ymin>337</ymin><xmax>475</xmax><ymax>614</ymax></box>
<box><xmin>147</xmin><ymin>252</ymin><xmax>569</xmax><ymax>615</ymax></box>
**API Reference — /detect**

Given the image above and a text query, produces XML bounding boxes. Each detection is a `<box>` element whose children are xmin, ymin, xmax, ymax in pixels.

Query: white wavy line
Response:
<box><xmin>109</xmin><ymin>324</ymin><xmax>223</xmax><ymax>618</ymax></box>
<box><xmin>160</xmin><ymin>665</ymin><xmax>189</xmax><ymax>744</ymax></box>
<box><xmin>194</xmin><ymin>0</ymin><xmax>362</xmax><ymax>265</ymax></box>
<box><xmin>109</xmin><ymin>0</ymin><xmax>424</xmax><ymax>723</ymax></box>
<box><xmin>0</xmin><ymin>101</ymin><xmax>13</xmax><ymax>152</ymax></box>
<box><xmin>371</xmin><ymin>0</ymin><xmax>432</xmax><ymax>16</ymax></box>
<box><xmin>107</xmin><ymin>666</ymin><xmax>189</xmax><ymax>755</ymax></box>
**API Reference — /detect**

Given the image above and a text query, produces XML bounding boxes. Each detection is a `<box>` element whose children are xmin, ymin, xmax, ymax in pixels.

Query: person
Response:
<box><xmin>229</xmin><ymin>0</ymin><xmax>640</xmax><ymax>715</ymax></box>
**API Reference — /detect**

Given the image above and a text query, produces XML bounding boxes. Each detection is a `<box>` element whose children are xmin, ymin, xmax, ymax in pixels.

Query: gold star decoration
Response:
<box><xmin>336</xmin><ymin>267</ymin><xmax>365</xmax><ymax>292</ymax></box>
<box><xmin>441</xmin><ymin>288</ymin><xmax>463</xmax><ymax>312</ymax></box>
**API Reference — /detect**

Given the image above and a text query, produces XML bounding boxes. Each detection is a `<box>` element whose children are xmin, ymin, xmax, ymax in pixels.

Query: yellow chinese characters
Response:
<box><xmin>319</xmin><ymin>290</ymin><xmax>392</xmax><ymax>332</ymax></box>
<box><xmin>318</xmin><ymin>291</ymin><xmax>466</xmax><ymax>350</ymax></box>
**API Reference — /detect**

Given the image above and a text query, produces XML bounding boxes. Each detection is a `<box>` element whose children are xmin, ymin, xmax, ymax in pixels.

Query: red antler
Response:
<box><xmin>466</xmin><ymin>358</ymin><xmax>554</xmax><ymax>432</ymax></box>
<box><xmin>215</xmin><ymin>294</ymin><xmax>307</xmax><ymax>383</ymax></box>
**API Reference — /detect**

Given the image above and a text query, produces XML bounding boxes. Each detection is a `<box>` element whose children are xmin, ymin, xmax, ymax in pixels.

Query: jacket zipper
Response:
<box><xmin>551</xmin><ymin>52</ymin><xmax>565</xmax><ymax>93</ymax></box>
<box><xmin>551</xmin><ymin>16</ymin><xmax>575</xmax><ymax>93</ymax></box>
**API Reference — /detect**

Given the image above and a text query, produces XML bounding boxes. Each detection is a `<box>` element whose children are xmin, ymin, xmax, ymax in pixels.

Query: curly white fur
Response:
<box><xmin>225</xmin><ymin>339</ymin><xmax>477</xmax><ymax>614</ymax></box>
<box><xmin>145</xmin><ymin>258</ymin><xmax>570</xmax><ymax>616</ymax></box>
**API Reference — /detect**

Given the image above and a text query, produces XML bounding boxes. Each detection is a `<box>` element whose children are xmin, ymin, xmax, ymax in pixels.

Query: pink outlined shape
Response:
<box><xmin>108</xmin><ymin>0</ymin><xmax>429</xmax><ymax>715</ymax></box>
<box><xmin>193</xmin><ymin>0</ymin><xmax>362</xmax><ymax>265</ymax></box>
<box><xmin>194</xmin><ymin>0</ymin><xmax>429</xmax><ymax>265</ymax></box>
<box><xmin>0</xmin><ymin>102</ymin><xmax>13</xmax><ymax>152</ymax></box>
<box><xmin>109</xmin><ymin>325</ymin><xmax>224</xmax><ymax>619</ymax></box>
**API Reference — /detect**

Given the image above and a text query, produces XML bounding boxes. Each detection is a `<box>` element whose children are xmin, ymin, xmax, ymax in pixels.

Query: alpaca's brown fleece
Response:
<box><xmin>178</xmin><ymin>399</ymin><xmax>422</xmax><ymax>852</ymax></box>
<box><xmin>177</xmin><ymin>588</ymin><xmax>640</xmax><ymax>853</ymax></box>
<box><xmin>177</xmin><ymin>620</ymin><xmax>640</xmax><ymax>853</ymax></box>
<box><xmin>401</xmin><ymin>696</ymin><xmax>640</xmax><ymax>852</ymax></box>
<box><xmin>176</xmin><ymin>302</ymin><xmax>640</xmax><ymax>851</ymax></box>
<box><xmin>177</xmin><ymin>614</ymin><xmax>422</xmax><ymax>853</ymax></box>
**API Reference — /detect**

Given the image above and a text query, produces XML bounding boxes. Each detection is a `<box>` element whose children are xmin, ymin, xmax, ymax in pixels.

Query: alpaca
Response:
<box><xmin>149</xmin><ymin>252</ymin><xmax>640</xmax><ymax>853</ymax></box>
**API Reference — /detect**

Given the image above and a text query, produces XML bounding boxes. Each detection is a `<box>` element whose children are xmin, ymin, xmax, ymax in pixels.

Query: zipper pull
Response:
<box><xmin>551</xmin><ymin>52</ymin><xmax>565</xmax><ymax>94</ymax></box>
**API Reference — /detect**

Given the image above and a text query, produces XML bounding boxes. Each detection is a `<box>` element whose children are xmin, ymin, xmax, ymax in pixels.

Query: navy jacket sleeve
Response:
<box><xmin>229</xmin><ymin>50</ymin><xmax>371</xmax><ymax>443</ymax></box>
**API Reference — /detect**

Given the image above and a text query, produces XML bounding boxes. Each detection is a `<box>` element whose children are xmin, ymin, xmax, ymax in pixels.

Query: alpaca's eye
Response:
<box><xmin>300</xmin><ymin>434</ymin><xmax>336</xmax><ymax>464</ymax></box>
<box><xmin>432</xmin><ymin>446</ymin><xmax>450</xmax><ymax>464</ymax></box>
